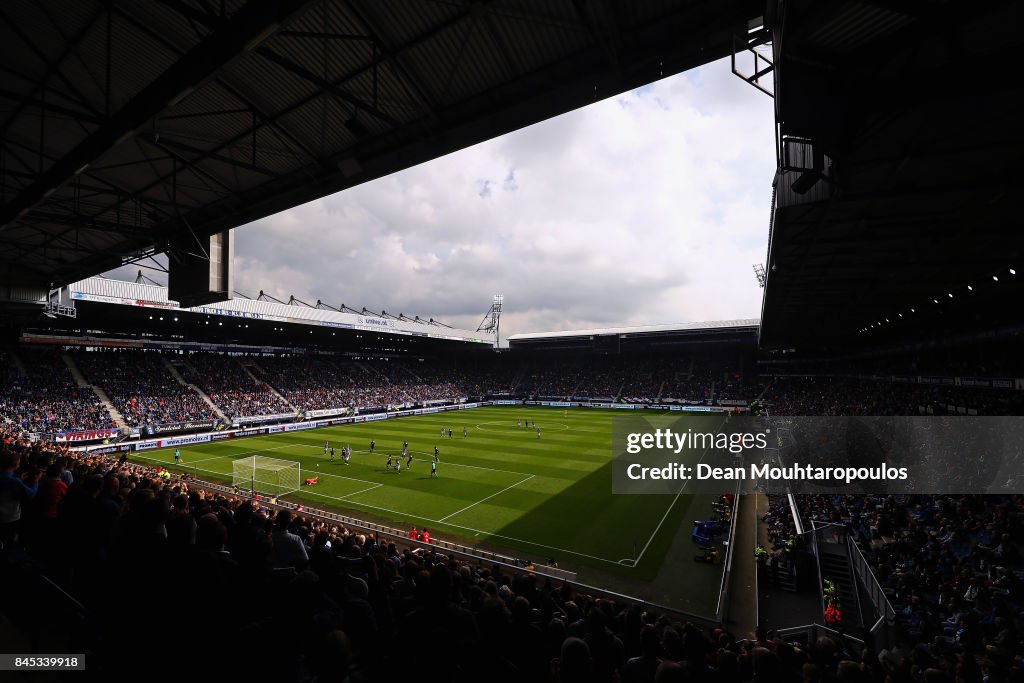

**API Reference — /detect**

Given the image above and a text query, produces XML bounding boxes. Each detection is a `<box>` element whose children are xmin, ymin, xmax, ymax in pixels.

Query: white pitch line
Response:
<box><xmin>338</xmin><ymin>482</ymin><xmax>384</xmax><ymax>499</ymax></box>
<box><xmin>629</xmin><ymin>417</ymin><xmax>727</xmax><ymax>567</ymax></box>
<box><xmin>132</xmin><ymin>458</ymin><xmax>223</xmax><ymax>479</ymax></box>
<box><xmin>146</xmin><ymin>462</ymin><xmax>378</xmax><ymax>500</ymax></box>
<box><xmin>154</xmin><ymin>442</ymin><xmax>297</xmax><ymax>467</ymax></box>
<box><xmin>227</xmin><ymin>442</ymin><xmax>298</xmax><ymax>458</ymax></box>
<box><xmin>146</xmin><ymin>458</ymin><xmax>620</xmax><ymax>566</ymax></box>
<box><xmin>307</xmin><ymin>470</ymin><xmax>380</xmax><ymax>487</ymax></box>
<box><xmin>134</xmin><ymin>412</ymin><xmax>659</xmax><ymax>567</ymax></box>
<box><xmin>141</xmin><ymin>450</ymin><xmax>381</xmax><ymax>489</ymax></box>
<box><xmin>437</xmin><ymin>474</ymin><xmax>536</xmax><ymax>522</ymax></box>
<box><xmin>178</xmin><ymin>453</ymin><xmax>234</xmax><ymax>467</ymax></box>
<box><xmin>629</xmin><ymin>483</ymin><xmax>689</xmax><ymax>568</ymax></box>
<box><xmin>289</xmin><ymin>486</ymin><xmax>620</xmax><ymax>566</ymax></box>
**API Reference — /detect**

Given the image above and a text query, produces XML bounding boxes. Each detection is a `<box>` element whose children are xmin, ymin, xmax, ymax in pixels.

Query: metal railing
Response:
<box><xmin>753</xmin><ymin>488</ymin><xmax>760</xmax><ymax>628</ymax></box>
<box><xmin>847</xmin><ymin>534</ymin><xmax>896</xmax><ymax>645</ymax></box>
<box><xmin>192</xmin><ymin>477</ymin><xmax>575</xmax><ymax>579</ymax></box>
<box><xmin>787</xmin><ymin>492</ymin><xmax>804</xmax><ymax>535</ymax></box>
<box><xmin>715</xmin><ymin>477</ymin><xmax>744</xmax><ymax>621</ymax></box>
<box><xmin>811</xmin><ymin>521</ymin><xmax>825</xmax><ymax>622</ymax></box>
<box><xmin>776</xmin><ymin>622</ymin><xmax>865</xmax><ymax>650</ymax></box>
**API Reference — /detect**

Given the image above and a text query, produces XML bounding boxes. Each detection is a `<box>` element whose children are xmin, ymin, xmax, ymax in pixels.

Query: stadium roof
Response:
<box><xmin>0</xmin><ymin>0</ymin><xmax>762</xmax><ymax>297</ymax></box>
<box><xmin>64</xmin><ymin>276</ymin><xmax>489</xmax><ymax>343</ymax></box>
<box><xmin>508</xmin><ymin>319</ymin><xmax>760</xmax><ymax>342</ymax></box>
<box><xmin>759</xmin><ymin>0</ymin><xmax>1024</xmax><ymax>349</ymax></box>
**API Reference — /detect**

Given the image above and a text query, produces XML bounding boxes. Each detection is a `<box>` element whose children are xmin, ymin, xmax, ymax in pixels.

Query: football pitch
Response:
<box><xmin>135</xmin><ymin>406</ymin><xmax>726</xmax><ymax>615</ymax></box>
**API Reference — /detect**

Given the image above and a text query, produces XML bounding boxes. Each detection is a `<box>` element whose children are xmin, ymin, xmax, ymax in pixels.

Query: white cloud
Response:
<box><xmin>109</xmin><ymin>57</ymin><xmax>775</xmax><ymax>338</ymax></box>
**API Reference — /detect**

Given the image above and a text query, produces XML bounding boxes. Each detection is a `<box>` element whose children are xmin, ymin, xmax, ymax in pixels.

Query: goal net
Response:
<box><xmin>232</xmin><ymin>455</ymin><xmax>300</xmax><ymax>496</ymax></box>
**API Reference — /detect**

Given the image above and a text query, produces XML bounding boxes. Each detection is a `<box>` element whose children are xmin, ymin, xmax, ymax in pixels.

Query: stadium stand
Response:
<box><xmin>73</xmin><ymin>350</ymin><xmax>212</xmax><ymax>429</ymax></box>
<box><xmin>778</xmin><ymin>492</ymin><xmax>1023</xmax><ymax>682</ymax></box>
<box><xmin>185</xmin><ymin>354</ymin><xmax>292</xmax><ymax>419</ymax></box>
<box><xmin>466</xmin><ymin>362</ymin><xmax>520</xmax><ymax>397</ymax></box>
<box><xmin>3</xmin><ymin>0</ymin><xmax>1022</xmax><ymax>677</ymax></box>
<box><xmin>254</xmin><ymin>356</ymin><xmax>379</xmax><ymax>413</ymax></box>
<box><xmin>258</xmin><ymin>356</ymin><xmax>518</xmax><ymax>409</ymax></box>
<box><xmin>379</xmin><ymin>360</ymin><xmax>469</xmax><ymax>404</ymax></box>
<box><xmin>0</xmin><ymin>351</ymin><xmax>114</xmax><ymax>434</ymax></box>
<box><xmin>765</xmin><ymin>377</ymin><xmax>1024</xmax><ymax>417</ymax></box>
<box><xmin>2</xmin><ymin>353</ymin><xmax>1024</xmax><ymax>681</ymax></box>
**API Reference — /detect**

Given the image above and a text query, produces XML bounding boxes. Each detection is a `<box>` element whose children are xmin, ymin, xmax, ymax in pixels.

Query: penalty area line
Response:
<box><xmin>160</xmin><ymin>465</ymin><xmax>627</xmax><ymax>567</ymax></box>
<box><xmin>628</xmin><ymin>416</ymin><xmax>727</xmax><ymax>567</ymax></box>
<box><xmin>337</xmin><ymin>482</ymin><xmax>384</xmax><ymax>499</ymax></box>
<box><xmin>437</xmin><ymin>474</ymin><xmax>535</xmax><ymax>522</ymax></box>
<box><xmin>285</xmin><ymin>487</ymin><xmax>622</xmax><ymax>566</ymax></box>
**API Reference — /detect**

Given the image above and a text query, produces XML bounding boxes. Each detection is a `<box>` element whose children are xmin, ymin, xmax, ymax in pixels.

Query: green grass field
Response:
<box><xmin>135</xmin><ymin>406</ymin><xmax>726</xmax><ymax>615</ymax></box>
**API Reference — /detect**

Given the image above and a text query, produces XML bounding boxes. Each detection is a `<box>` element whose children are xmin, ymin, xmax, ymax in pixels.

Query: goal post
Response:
<box><xmin>232</xmin><ymin>455</ymin><xmax>300</xmax><ymax>496</ymax></box>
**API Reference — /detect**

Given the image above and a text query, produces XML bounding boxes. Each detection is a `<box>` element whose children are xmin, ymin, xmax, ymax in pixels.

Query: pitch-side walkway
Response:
<box><xmin>724</xmin><ymin>482</ymin><xmax>759</xmax><ymax>637</ymax></box>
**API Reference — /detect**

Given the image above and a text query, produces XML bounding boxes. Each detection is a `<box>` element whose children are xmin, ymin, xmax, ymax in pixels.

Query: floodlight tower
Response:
<box><xmin>477</xmin><ymin>295</ymin><xmax>503</xmax><ymax>348</ymax></box>
<box><xmin>753</xmin><ymin>263</ymin><xmax>767</xmax><ymax>288</ymax></box>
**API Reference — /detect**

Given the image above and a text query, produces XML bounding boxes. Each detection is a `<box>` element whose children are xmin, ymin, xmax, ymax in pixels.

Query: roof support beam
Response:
<box><xmin>0</xmin><ymin>0</ymin><xmax>317</xmax><ymax>232</ymax></box>
<box><xmin>253</xmin><ymin>47</ymin><xmax>400</xmax><ymax>127</ymax></box>
<box><xmin>0</xmin><ymin>4</ymin><xmax>107</xmax><ymax>137</ymax></box>
<box><xmin>0</xmin><ymin>89</ymin><xmax>104</xmax><ymax>126</ymax></box>
<box><xmin>112</xmin><ymin>6</ymin><xmax>321</xmax><ymax>166</ymax></box>
<box><xmin>344</xmin><ymin>0</ymin><xmax>443</xmax><ymax>122</ymax></box>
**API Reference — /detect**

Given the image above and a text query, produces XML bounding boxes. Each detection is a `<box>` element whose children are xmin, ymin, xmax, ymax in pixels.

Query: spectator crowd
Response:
<box><xmin>186</xmin><ymin>354</ymin><xmax>292</xmax><ymax>419</ymax></box>
<box><xmin>0</xmin><ymin>350</ymin><xmax>114</xmax><ymax>434</ymax></box>
<box><xmin>1</xmin><ymin>345</ymin><xmax>1024</xmax><ymax>680</ymax></box>
<box><xmin>6</xmin><ymin>421</ymin><xmax>993</xmax><ymax>682</ymax></box>
<box><xmin>74</xmin><ymin>350</ymin><xmax>212</xmax><ymax>428</ymax></box>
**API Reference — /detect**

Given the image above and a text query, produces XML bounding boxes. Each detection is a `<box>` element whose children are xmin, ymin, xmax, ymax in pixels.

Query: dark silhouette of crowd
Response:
<box><xmin>0</xmin><ymin>423</ymin><xmax>918</xmax><ymax>683</ymax></box>
<box><xmin>765</xmin><ymin>377</ymin><xmax>1024</xmax><ymax>417</ymax></box>
<box><xmin>790</xmin><ymin>493</ymin><xmax>1023</xmax><ymax>682</ymax></box>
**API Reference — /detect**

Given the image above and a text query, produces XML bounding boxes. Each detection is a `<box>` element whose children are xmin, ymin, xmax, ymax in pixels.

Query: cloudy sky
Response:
<box><xmin>120</xmin><ymin>56</ymin><xmax>775</xmax><ymax>339</ymax></box>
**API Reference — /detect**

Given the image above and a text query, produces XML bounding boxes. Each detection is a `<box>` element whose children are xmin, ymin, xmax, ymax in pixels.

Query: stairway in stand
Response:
<box><xmin>62</xmin><ymin>353</ymin><xmax>127</xmax><ymax>430</ymax></box>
